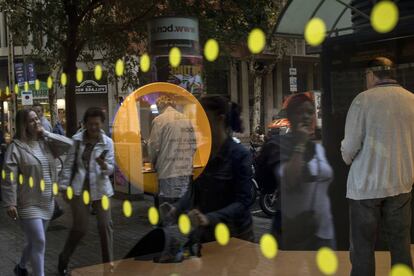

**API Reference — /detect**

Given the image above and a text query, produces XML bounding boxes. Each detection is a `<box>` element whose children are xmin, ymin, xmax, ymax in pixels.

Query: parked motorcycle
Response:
<box><xmin>249</xmin><ymin>141</ymin><xmax>279</xmax><ymax>216</ymax></box>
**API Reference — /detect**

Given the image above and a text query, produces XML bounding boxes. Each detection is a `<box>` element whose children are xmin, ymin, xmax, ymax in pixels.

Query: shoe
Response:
<box><xmin>58</xmin><ymin>254</ymin><xmax>69</xmax><ymax>276</ymax></box>
<box><xmin>14</xmin><ymin>264</ymin><xmax>28</xmax><ymax>276</ymax></box>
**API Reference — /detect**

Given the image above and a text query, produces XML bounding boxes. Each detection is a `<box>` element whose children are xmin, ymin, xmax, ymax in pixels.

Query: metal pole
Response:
<box><xmin>6</xmin><ymin>11</ymin><xmax>16</xmax><ymax>136</ymax></box>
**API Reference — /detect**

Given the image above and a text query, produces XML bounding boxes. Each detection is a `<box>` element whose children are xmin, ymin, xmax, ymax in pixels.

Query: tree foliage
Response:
<box><xmin>1</xmin><ymin>0</ymin><xmax>162</xmax><ymax>135</ymax></box>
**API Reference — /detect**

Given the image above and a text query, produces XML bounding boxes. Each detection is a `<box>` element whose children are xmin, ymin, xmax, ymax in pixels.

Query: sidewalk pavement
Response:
<box><xmin>0</xmin><ymin>195</ymin><xmax>271</xmax><ymax>276</ymax></box>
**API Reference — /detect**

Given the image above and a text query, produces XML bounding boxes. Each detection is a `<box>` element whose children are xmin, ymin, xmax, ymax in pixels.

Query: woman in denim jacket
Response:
<box><xmin>58</xmin><ymin>107</ymin><xmax>115</xmax><ymax>275</ymax></box>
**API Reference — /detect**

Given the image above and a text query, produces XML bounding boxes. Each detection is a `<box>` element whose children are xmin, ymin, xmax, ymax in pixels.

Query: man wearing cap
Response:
<box><xmin>149</xmin><ymin>95</ymin><xmax>197</xmax><ymax>206</ymax></box>
<box><xmin>342</xmin><ymin>57</ymin><xmax>414</xmax><ymax>276</ymax></box>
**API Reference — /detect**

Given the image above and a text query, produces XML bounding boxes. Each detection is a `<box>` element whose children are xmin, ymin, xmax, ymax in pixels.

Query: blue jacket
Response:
<box><xmin>177</xmin><ymin>137</ymin><xmax>253</xmax><ymax>241</ymax></box>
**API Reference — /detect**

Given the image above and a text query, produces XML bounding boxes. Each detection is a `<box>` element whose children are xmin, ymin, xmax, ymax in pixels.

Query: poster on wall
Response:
<box><xmin>153</xmin><ymin>55</ymin><xmax>203</xmax><ymax>94</ymax></box>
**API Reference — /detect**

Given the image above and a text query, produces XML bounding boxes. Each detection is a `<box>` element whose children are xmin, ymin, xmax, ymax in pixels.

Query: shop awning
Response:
<box><xmin>274</xmin><ymin>0</ymin><xmax>354</xmax><ymax>38</ymax></box>
<box><xmin>274</xmin><ymin>0</ymin><xmax>414</xmax><ymax>39</ymax></box>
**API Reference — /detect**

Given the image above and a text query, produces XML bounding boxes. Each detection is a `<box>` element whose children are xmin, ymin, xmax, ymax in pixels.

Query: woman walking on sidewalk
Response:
<box><xmin>58</xmin><ymin>107</ymin><xmax>115</xmax><ymax>275</ymax></box>
<box><xmin>1</xmin><ymin>109</ymin><xmax>73</xmax><ymax>276</ymax></box>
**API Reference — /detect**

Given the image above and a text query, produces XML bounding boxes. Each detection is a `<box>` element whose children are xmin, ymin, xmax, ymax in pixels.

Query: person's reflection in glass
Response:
<box><xmin>148</xmin><ymin>95</ymin><xmax>197</xmax><ymax>206</ymax></box>
<box><xmin>269</xmin><ymin>93</ymin><xmax>335</xmax><ymax>250</ymax></box>
<box><xmin>168</xmin><ymin>96</ymin><xmax>254</xmax><ymax>243</ymax></box>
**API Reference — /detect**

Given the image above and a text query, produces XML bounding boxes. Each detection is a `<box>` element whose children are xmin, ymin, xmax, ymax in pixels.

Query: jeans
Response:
<box><xmin>349</xmin><ymin>192</ymin><xmax>413</xmax><ymax>276</ymax></box>
<box><xmin>20</xmin><ymin>219</ymin><xmax>49</xmax><ymax>276</ymax></box>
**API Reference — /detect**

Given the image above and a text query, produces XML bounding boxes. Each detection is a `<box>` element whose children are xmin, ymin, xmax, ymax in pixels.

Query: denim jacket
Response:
<box><xmin>59</xmin><ymin>130</ymin><xmax>115</xmax><ymax>201</ymax></box>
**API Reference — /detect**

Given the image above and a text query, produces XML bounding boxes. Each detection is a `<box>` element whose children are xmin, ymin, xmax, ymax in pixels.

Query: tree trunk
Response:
<box><xmin>64</xmin><ymin>53</ymin><xmax>78</xmax><ymax>137</ymax></box>
<box><xmin>252</xmin><ymin>74</ymin><xmax>262</xmax><ymax>135</ymax></box>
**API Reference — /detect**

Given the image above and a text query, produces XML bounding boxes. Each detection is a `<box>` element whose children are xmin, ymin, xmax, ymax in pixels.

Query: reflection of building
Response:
<box><xmin>0</xmin><ymin>11</ymin><xmax>122</xmax><ymax>135</ymax></box>
<box><xmin>204</xmin><ymin>38</ymin><xmax>320</xmax><ymax>138</ymax></box>
<box><xmin>273</xmin><ymin>0</ymin><xmax>414</xmax><ymax>250</ymax></box>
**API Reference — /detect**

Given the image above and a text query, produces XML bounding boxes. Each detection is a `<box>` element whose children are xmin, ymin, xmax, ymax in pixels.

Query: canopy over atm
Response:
<box><xmin>274</xmin><ymin>0</ymin><xmax>414</xmax><ymax>38</ymax></box>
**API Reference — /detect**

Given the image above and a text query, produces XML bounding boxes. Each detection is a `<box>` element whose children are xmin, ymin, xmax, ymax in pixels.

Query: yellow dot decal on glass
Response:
<box><xmin>169</xmin><ymin>47</ymin><xmax>181</xmax><ymax>68</ymax></box>
<box><xmin>61</xmin><ymin>73</ymin><xmax>67</xmax><ymax>86</ymax></box>
<box><xmin>101</xmin><ymin>195</ymin><xmax>110</xmax><ymax>211</ymax></box>
<box><xmin>83</xmin><ymin>190</ymin><xmax>90</xmax><ymax>205</ymax></box>
<box><xmin>390</xmin><ymin>264</ymin><xmax>413</xmax><ymax>276</ymax></box>
<box><xmin>19</xmin><ymin>174</ymin><xmax>24</xmax><ymax>185</ymax></box>
<box><xmin>115</xmin><ymin>59</ymin><xmax>125</xmax><ymax>76</ymax></box>
<box><xmin>215</xmin><ymin>223</ymin><xmax>230</xmax><ymax>246</ymax></box>
<box><xmin>316</xmin><ymin>247</ymin><xmax>338</xmax><ymax>275</ymax></box>
<box><xmin>29</xmin><ymin>177</ymin><xmax>34</xmax><ymax>188</ymax></box>
<box><xmin>40</xmin><ymin>179</ymin><xmax>45</xmax><ymax>192</ymax></box>
<box><xmin>47</xmin><ymin>76</ymin><xmax>53</xmax><ymax>89</ymax></box>
<box><xmin>5</xmin><ymin>86</ymin><xmax>10</xmax><ymax>96</ymax></box>
<box><xmin>204</xmin><ymin>39</ymin><xmax>219</xmax><ymax>61</ymax></box>
<box><xmin>148</xmin><ymin>206</ymin><xmax>159</xmax><ymax>225</ymax></box>
<box><xmin>10</xmin><ymin>172</ymin><xmax>14</xmax><ymax>182</ymax></box>
<box><xmin>14</xmin><ymin>84</ymin><xmax>19</xmax><ymax>95</ymax></box>
<box><xmin>66</xmin><ymin>186</ymin><xmax>74</xmax><ymax>200</ymax></box>
<box><xmin>178</xmin><ymin>214</ymin><xmax>191</xmax><ymax>235</ymax></box>
<box><xmin>95</xmin><ymin>65</ymin><xmax>103</xmax><ymax>80</ymax></box>
<box><xmin>2</xmin><ymin>170</ymin><xmax>5</xmax><ymax>180</ymax></box>
<box><xmin>371</xmin><ymin>1</ymin><xmax>399</xmax><ymax>33</ymax></box>
<box><xmin>305</xmin><ymin>17</ymin><xmax>327</xmax><ymax>46</ymax></box>
<box><xmin>53</xmin><ymin>183</ymin><xmax>59</xmax><ymax>196</ymax></box>
<box><xmin>76</xmin><ymin>68</ymin><xmax>84</xmax><ymax>84</ymax></box>
<box><xmin>140</xmin><ymin>54</ymin><xmax>150</xmax><ymax>73</ymax></box>
<box><xmin>24</xmin><ymin>82</ymin><xmax>29</xmax><ymax>91</ymax></box>
<box><xmin>35</xmin><ymin>79</ymin><xmax>40</xmax><ymax>90</ymax></box>
<box><xmin>123</xmin><ymin>200</ymin><xmax>132</xmax><ymax>218</ymax></box>
<box><xmin>248</xmin><ymin>28</ymin><xmax>266</xmax><ymax>54</ymax></box>
<box><xmin>260</xmin><ymin>234</ymin><xmax>278</xmax><ymax>259</ymax></box>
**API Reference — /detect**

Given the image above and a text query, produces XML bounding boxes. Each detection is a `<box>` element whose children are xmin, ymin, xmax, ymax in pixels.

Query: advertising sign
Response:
<box><xmin>148</xmin><ymin>17</ymin><xmax>200</xmax><ymax>55</ymax></box>
<box><xmin>27</xmin><ymin>63</ymin><xmax>36</xmax><ymax>82</ymax></box>
<box><xmin>15</xmin><ymin>63</ymin><xmax>25</xmax><ymax>85</ymax></box>
<box><xmin>153</xmin><ymin>56</ymin><xmax>203</xmax><ymax>94</ymax></box>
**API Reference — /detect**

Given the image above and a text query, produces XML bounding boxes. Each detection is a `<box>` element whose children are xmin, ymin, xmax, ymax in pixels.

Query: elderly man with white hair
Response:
<box><xmin>148</xmin><ymin>94</ymin><xmax>197</xmax><ymax>207</ymax></box>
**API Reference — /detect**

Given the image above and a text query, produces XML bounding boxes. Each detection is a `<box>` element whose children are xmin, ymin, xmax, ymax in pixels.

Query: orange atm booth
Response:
<box><xmin>112</xmin><ymin>83</ymin><xmax>211</xmax><ymax>198</ymax></box>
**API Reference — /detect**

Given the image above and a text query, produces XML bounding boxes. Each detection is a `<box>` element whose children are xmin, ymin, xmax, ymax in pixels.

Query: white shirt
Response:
<box><xmin>148</xmin><ymin>107</ymin><xmax>197</xmax><ymax>179</ymax></box>
<box><xmin>277</xmin><ymin>143</ymin><xmax>335</xmax><ymax>239</ymax></box>
<box><xmin>341</xmin><ymin>84</ymin><xmax>414</xmax><ymax>200</ymax></box>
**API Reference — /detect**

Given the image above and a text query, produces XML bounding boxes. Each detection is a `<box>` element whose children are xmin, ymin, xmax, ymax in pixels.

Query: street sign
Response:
<box><xmin>21</xmin><ymin>90</ymin><xmax>33</xmax><ymax>106</ymax></box>
<box><xmin>289</xmin><ymin>67</ymin><xmax>297</xmax><ymax>75</ymax></box>
<box><xmin>290</xmin><ymin>85</ymin><xmax>298</xmax><ymax>92</ymax></box>
<box><xmin>289</xmin><ymin>76</ymin><xmax>297</xmax><ymax>85</ymax></box>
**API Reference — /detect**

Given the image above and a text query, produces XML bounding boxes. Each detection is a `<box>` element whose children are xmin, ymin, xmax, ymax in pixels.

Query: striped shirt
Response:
<box><xmin>19</xmin><ymin>141</ymin><xmax>54</xmax><ymax>220</ymax></box>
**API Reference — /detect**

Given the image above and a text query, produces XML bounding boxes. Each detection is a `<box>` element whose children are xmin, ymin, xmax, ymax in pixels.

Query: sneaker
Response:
<box><xmin>58</xmin><ymin>254</ymin><xmax>69</xmax><ymax>276</ymax></box>
<box><xmin>14</xmin><ymin>264</ymin><xmax>28</xmax><ymax>276</ymax></box>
